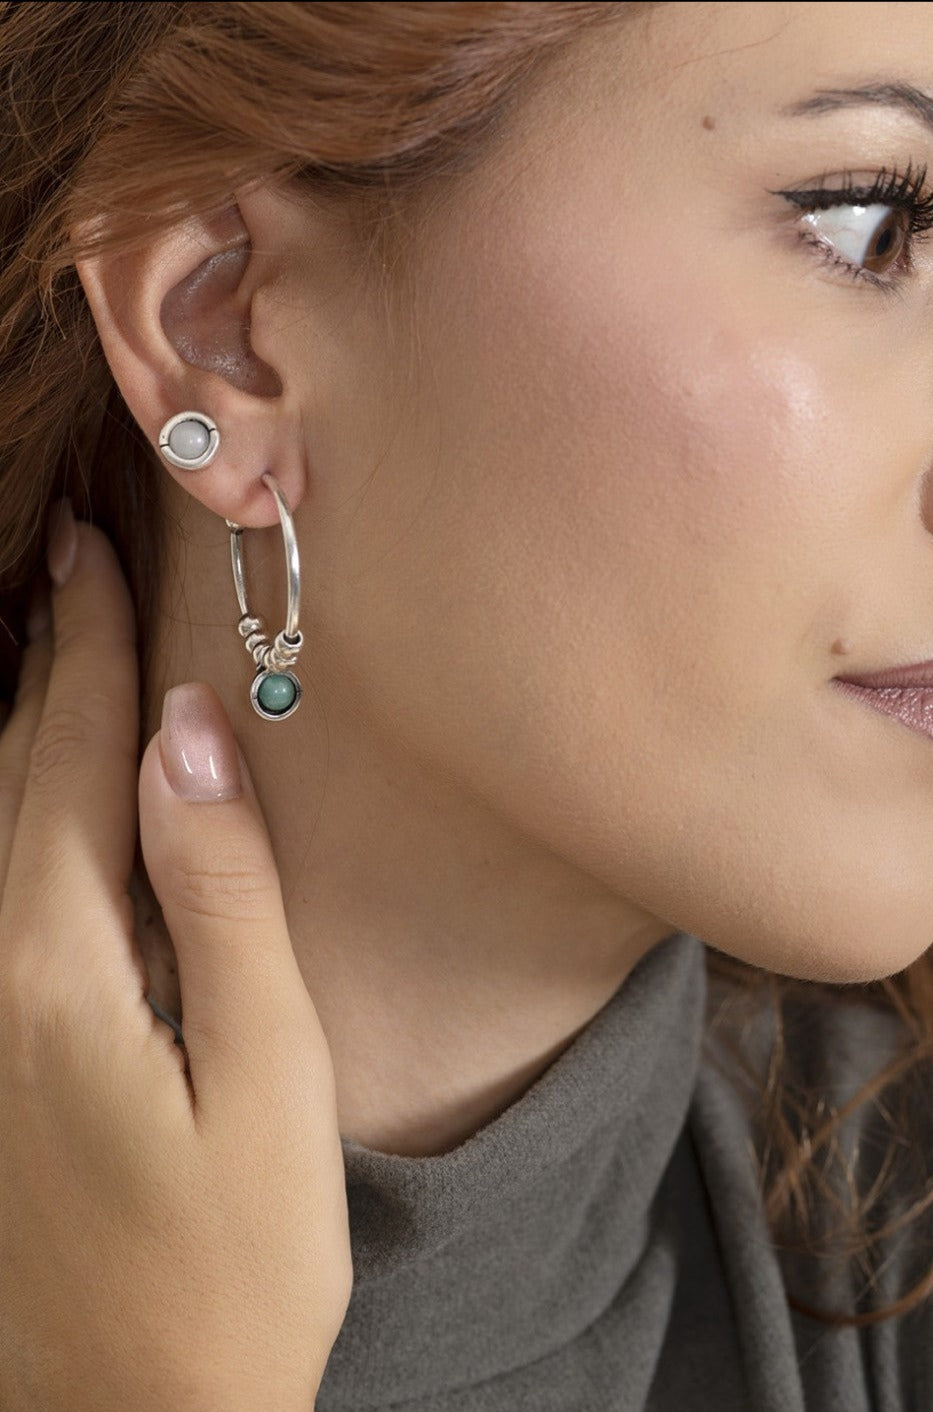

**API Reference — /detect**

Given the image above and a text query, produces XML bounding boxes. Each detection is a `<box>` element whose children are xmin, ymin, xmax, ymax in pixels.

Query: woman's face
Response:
<box><xmin>226</xmin><ymin>1</ymin><xmax>933</xmax><ymax>986</ymax></box>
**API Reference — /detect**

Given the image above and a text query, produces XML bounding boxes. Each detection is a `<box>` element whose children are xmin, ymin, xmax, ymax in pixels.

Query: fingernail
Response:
<box><xmin>160</xmin><ymin>682</ymin><xmax>242</xmax><ymax>803</ymax></box>
<box><xmin>47</xmin><ymin>499</ymin><xmax>77</xmax><ymax>588</ymax></box>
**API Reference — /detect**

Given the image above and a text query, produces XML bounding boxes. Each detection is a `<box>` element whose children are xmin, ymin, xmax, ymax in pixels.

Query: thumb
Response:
<box><xmin>138</xmin><ymin>681</ymin><xmax>323</xmax><ymax>1103</ymax></box>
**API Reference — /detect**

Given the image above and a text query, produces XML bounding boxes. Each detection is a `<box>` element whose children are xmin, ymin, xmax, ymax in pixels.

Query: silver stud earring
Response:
<box><xmin>158</xmin><ymin>411</ymin><xmax>220</xmax><ymax>470</ymax></box>
<box><xmin>226</xmin><ymin>473</ymin><xmax>303</xmax><ymax>721</ymax></box>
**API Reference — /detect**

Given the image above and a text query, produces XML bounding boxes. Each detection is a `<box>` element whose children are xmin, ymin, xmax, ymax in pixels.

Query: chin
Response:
<box><xmin>693</xmin><ymin>891</ymin><xmax>933</xmax><ymax>988</ymax></box>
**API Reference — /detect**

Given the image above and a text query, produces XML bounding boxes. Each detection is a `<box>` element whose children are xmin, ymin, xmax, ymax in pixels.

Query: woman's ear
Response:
<box><xmin>72</xmin><ymin>189</ymin><xmax>307</xmax><ymax>529</ymax></box>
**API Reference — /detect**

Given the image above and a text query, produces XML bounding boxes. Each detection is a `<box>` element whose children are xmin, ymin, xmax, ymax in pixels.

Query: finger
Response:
<box><xmin>3</xmin><ymin>505</ymin><xmax>139</xmax><ymax>948</ymax></box>
<box><xmin>137</xmin><ymin>682</ymin><xmax>328</xmax><ymax>1110</ymax></box>
<box><xmin>0</xmin><ymin>606</ymin><xmax>53</xmax><ymax>892</ymax></box>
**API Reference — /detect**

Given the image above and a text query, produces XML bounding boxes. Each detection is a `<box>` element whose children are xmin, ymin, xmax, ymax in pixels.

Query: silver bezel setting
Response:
<box><xmin>158</xmin><ymin>411</ymin><xmax>220</xmax><ymax>470</ymax></box>
<box><xmin>250</xmin><ymin>669</ymin><xmax>302</xmax><ymax>721</ymax></box>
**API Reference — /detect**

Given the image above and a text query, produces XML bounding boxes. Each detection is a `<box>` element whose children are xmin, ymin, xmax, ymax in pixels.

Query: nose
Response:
<box><xmin>917</xmin><ymin>461</ymin><xmax>933</xmax><ymax>538</ymax></box>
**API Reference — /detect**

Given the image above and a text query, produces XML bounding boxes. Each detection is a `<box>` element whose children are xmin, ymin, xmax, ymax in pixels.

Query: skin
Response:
<box><xmin>0</xmin><ymin>541</ymin><xmax>351</xmax><ymax>1407</ymax></box>
<box><xmin>75</xmin><ymin>1</ymin><xmax>933</xmax><ymax>1159</ymax></box>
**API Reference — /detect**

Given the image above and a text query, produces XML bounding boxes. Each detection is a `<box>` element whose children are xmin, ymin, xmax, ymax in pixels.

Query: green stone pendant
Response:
<box><xmin>251</xmin><ymin>669</ymin><xmax>301</xmax><ymax>721</ymax></box>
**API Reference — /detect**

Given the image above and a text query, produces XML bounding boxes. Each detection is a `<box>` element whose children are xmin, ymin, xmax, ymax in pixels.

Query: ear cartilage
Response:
<box><xmin>158</xmin><ymin>411</ymin><xmax>220</xmax><ymax>470</ymax></box>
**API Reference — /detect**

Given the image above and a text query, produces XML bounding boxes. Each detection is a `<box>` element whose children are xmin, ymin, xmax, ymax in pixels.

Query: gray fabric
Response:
<box><xmin>316</xmin><ymin>932</ymin><xmax>933</xmax><ymax>1410</ymax></box>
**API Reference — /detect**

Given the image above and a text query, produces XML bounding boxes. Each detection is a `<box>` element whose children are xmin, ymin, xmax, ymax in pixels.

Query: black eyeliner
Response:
<box><xmin>772</xmin><ymin>160</ymin><xmax>933</xmax><ymax>231</ymax></box>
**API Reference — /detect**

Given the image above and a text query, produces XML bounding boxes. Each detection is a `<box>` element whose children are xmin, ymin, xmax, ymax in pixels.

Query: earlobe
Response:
<box><xmin>72</xmin><ymin>200</ymin><xmax>304</xmax><ymax>529</ymax></box>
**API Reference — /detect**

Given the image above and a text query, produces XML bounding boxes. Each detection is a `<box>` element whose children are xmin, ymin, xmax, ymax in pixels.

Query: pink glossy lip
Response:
<box><xmin>833</xmin><ymin>662</ymin><xmax>933</xmax><ymax>743</ymax></box>
<box><xmin>835</xmin><ymin>659</ymin><xmax>933</xmax><ymax>690</ymax></box>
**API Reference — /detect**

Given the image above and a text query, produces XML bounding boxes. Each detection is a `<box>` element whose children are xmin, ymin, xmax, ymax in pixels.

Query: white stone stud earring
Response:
<box><xmin>158</xmin><ymin>411</ymin><xmax>220</xmax><ymax>470</ymax></box>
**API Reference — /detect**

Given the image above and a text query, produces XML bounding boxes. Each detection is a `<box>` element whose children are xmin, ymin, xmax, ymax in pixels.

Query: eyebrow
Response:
<box><xmin>784</xmin><ymin>82</ymin><xmax>933</xmax><ymax>136</ymax></box>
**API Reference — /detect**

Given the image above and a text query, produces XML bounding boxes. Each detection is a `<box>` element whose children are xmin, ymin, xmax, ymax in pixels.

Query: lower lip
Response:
<box><xmin>833</xmin><ymin>681</ymin><xmax>933</xmax><ymax>743</ymax></box>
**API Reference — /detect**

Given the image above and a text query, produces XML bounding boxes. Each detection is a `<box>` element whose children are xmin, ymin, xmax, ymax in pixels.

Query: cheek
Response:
<box><xmin>452</xmin><ymin>230</ymin><xmax>850</xmax><ymax>729</ymax></box>
<box><xmin>369</xmin><ymin>218</ymin><xmax>853</xmax><ymax>827</ymax></box>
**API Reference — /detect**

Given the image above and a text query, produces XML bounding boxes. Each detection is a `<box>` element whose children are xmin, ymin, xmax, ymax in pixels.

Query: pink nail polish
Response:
<box><xmin>47</xmin><ymin>499</ymin><xmax>77</xmax><ymax>588</ymax></box>
<box><xmin>160</xmin><ymin>683</ymin><xmax>242</xmax><ymax>803</ymax></box>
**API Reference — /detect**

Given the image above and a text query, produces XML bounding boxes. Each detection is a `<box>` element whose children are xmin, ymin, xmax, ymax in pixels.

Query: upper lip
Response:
<box><xmin>835</xmin><ymin>660</ymin><xmax>933</xmax><ymax>689</ymax></box>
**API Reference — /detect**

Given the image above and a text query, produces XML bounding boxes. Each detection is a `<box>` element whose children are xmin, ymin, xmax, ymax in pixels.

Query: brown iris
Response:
<box><xmin>862</xmin><ymin>207</ymin><xmax>909</xmax><ymax>272</ymax></box>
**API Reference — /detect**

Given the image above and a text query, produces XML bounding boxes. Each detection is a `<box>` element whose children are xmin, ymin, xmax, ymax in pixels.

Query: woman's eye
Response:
<box><xmin>800</xmin><ymin>203</ymin><xmax>909</xmax><ymax>275</ymax></box>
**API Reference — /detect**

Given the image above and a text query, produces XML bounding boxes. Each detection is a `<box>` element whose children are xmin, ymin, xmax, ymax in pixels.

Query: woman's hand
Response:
<box><xmin>0</xmin><ymin>507</ymin><xmax>353</xmax><ymax>1411</ymax></box>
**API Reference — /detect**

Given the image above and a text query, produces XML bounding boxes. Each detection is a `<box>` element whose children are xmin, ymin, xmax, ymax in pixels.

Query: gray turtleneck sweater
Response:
<box><xmin>315</xmin><ymin>931</ymin><xmax>933</xmax><ymax>1410</ymax></box>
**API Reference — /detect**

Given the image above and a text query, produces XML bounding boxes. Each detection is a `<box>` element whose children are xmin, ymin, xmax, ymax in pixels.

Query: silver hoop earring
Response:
<box><xmin>158</xmin><ymin>411</ymin><xmax>220</xmax><ymax>470</ymax></box>
<box><xmin>226</xmin><ymin>473</ymin><xmax>303</xmax><ymax>721</ymax></box>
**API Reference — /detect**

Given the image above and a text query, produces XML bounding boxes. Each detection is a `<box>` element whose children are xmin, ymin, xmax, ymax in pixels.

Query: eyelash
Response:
<box><xmin>773</xmin><ymin>161</ymin><xmax>933</xmax><ymax>292</ymax></box>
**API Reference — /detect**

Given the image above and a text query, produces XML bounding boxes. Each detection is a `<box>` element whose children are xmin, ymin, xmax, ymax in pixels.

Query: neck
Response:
<box><xmin>136</xmin><ymin>495</ymin><xmax>674</xmax><ymax>1156</ymax></box>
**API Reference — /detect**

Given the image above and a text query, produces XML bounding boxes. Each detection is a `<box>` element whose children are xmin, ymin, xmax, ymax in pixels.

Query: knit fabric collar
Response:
<box><xmin>318</xmin><ymin>930</ymin><xmax>706</xmax><ymax>1410</ymax></box>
